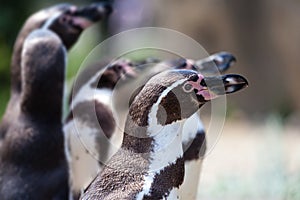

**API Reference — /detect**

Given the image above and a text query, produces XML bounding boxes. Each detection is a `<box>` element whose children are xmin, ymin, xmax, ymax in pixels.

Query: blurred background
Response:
<box><xmin>0</xmin><ymin>0</ymin><xmax>299</xmax><ymax>199</ymax></box>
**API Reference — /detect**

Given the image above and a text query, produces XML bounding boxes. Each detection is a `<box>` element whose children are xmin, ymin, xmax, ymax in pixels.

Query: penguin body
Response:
<box><xmin>81</xmin><ymin>69</ymin><xmax>248</xmax><ymax>199</ymax></box>
<box><xmin>0</xmin><ymin>4</ymin><xmax>112</xmax><ymax>199</ymax></box>
<box><xmin>0</xmin><ymin>29</ymin><xmax>68</xmax><ymax>200</ymax></box>
<box><xmin>64</xmin><ymin>59</ymin><xmax>136</xmax><ymax>199</ymax></box>
<box><xmin>123</xmin><ymin>53</ymin><xmax>236</xmax><ymax>199</ymax></box>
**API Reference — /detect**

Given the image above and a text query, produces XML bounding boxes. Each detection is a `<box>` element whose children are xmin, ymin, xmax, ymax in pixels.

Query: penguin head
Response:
<box><xmin>20</xmin><ymin>29</ymin><xmax>66</xmax><ymax>119</ymax></box>
<box><xmin>45</xmin><ymin>3</ymin><xmax>112</xmax><ymax>49</ymax></box>
<box><xmin>209</xmin><ymin>51</ymin><xmax>236</xmax><ymax>72</ymax></box>
<box><xmin>130</xmin><ymin>70</ymin><xmax>248</xmax><ymax>126</ymax></box>
<box><xmin>169</xmin><ymin>52</ymin><xmax>236</xmax><ymax>74</ymax></box>
<box><xmin>194</xmin><ymin>52</ymin><xmax>236</xmax><ymax>75</ymax></box>
<box><xmin>92</xmin><ymin>58</ymin><xmax>137</xmax><ymax>90</ymax></box>
<box><xmin>172</xmin><ymin>58</ymin><xmax>197</xmax><ymax>71</ymax></box>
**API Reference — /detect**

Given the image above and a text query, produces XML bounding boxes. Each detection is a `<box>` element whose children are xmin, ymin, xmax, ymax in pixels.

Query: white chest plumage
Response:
<box><xmin>65</xmin><ymin>81</ymin><xmax>114</xmax><ymax>198</ymax></box>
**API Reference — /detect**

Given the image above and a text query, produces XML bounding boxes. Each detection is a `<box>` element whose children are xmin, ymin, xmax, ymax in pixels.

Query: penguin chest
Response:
<box><xmin>64</xmin><ymin>120</ymin><xmax>101</xmax><ymax>191</ymax></box>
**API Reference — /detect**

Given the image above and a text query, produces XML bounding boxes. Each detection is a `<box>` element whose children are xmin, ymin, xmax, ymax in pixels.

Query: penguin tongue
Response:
<box><xmin>71</xmin><ymin>16</ymin><xmax>93</xmax><ymax>29</ymax></box>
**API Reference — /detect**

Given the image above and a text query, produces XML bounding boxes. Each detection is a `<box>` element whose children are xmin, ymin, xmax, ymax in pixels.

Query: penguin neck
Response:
<box><xmin>121</xmin><ymin>117</ymin><xmax>185</xmax><ymax>199</ymax></box>
<box><xmin>122</xmin><ymin>92</ymin><xmax>186</xmax><ymax>199</ymax></box>
<box><xmin>21</xmin><ymin>79</ymin><xmax>64</xmax><ymax>122</ymax></box>
<box><xmin>71</xmin><ymin>69</ymin><xmax>114</xmax><ymax>108</ymax></box>
<box><xmin>148</xmin><ymin>121</ymin><xmax>185</xmax><ymax>172</ymax></box>
<box><xmin>20</xmin><ymin>30</ymin><xmax>66</xmax><ymax>122</ymax></box>
<box><xmin>10</xmin><ymin>16</ymin><xmax>45</xmax><ymax>94</ymax></box>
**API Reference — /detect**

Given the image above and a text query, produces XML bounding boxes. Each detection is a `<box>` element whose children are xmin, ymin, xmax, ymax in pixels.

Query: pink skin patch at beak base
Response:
<box><xmin>187</xmin><ymin>74</ymin><xmax>218</xmax><ymax>101</ymax></box>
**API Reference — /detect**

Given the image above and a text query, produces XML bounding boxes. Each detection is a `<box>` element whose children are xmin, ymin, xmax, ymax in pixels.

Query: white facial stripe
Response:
<box><xmin>41</xmin><ymin>11</ymin><xmax>62</xmax><ymax>29</ymax></box>
<box><xmin>136</xmin><ymin>79</ymin><xmax>187</xmax><ymax>198</ymax></box>
<box><xmin>148</xmin><ymin>78</ymin><xmax>187</xmax><ymax>132</ymax></box>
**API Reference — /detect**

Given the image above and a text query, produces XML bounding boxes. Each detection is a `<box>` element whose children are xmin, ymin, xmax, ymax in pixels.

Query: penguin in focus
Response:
<box><xmin>0</xmin><ymin>2</ymin><xmax>112</xmax><ymax>137</ymax></box>
<box><xmin>0</xmin><ymin>29</ymin><xmax>68</xmax><ymax>199</ymax></box>
<box><xmin>81</xmin><ymin>69</ymin><xmax>248</xmax><ymax>200</ymax></box>
<box><xmin>124</xmin><ymin>52</ymin><xmax>237</xmax><ymax>199</ymax></box>
<box><xmin>64</xmin><ymin>58</ymin><xmax>137</xmax><ymax>199</ymax></box>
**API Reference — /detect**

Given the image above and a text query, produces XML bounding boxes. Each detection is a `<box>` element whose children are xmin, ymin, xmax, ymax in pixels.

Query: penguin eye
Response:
<box><xmin>183</xmin><ymin>82</ymin><xmax>194</xmax><ymax>93</ymax></box>
<box><xmin>114</xmin><ymin>65</ymin><xmax>122</xmax><ymax>71</ymax></box>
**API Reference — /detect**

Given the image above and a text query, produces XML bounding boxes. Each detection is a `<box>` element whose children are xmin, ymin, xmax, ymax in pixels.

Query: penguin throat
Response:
<box><xmin>134</xmin><ymin>122</ymin><xmax>184</xmax><ymax>199</ymax></box>
<box><xmin>148</xmin><ymin>121</ymin><xmax>184</xmax><ymax>168</ymax></box>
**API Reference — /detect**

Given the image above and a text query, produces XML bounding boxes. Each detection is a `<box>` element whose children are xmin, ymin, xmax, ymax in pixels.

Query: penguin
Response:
<box><xmin>0</xmin><ymin>2</ymin><xmax>112</xmax><ymax>140</ymax></box>
<box><xmin>65</xmin><ymin>52</ymin><xmax>235</xmax><ymax>199</ymax></box>
<box><xmin>0</xmin><ymin>3</ymin><xmax>112</xmax><ymax>200</ymax></box>
<box><xmin>124</xmin><ymin>52</ymin><xmax>236</xmax><ymax>200</ymax></box>
<box><xmin>64</xmin><ymin>59</ymin><xmax>137</xmax><ymax>200</ymax></box>
<box><xmin>0</xmin><ymin>29</ymin><xmax>68</xmax><ymax>199</ymax></box>
<box><xmin>81</xmin><ymin>69</ymin><xmax>248</xmax><ymax>200</ymax></box>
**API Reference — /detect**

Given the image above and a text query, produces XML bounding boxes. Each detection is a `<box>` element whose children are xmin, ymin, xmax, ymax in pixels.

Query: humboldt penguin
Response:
<box><xmin>64</xmin><ymin>59</ymin><xmax>136</xmax><ymax>199</ymax></box>
<box><xmin>0</xmin><ymin>29</ymin><xmax>68</xmax><ymax>199</ymax></box>
<box><xmin>81</xmin><ymin>69</ymin><xmax>248</xmax><ymax>199</ymax></box>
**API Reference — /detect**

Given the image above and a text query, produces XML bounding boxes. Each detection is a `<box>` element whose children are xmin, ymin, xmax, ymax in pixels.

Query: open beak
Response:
<box><xmin>190</xmin><ymin>73</ymin><xmax>248</xmax><ymax>101</ymax></box>
<box><xmin>203</xmin><ymin>74</ymin><xmax>248</xmax><ymax>96</ymax></box>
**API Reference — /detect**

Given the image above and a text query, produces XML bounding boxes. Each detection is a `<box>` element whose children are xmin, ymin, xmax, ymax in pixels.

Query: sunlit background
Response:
<box><xmin>1</xmin><ymin>0</ymin><xmax>299</xmax><ymax>199</ymax></box>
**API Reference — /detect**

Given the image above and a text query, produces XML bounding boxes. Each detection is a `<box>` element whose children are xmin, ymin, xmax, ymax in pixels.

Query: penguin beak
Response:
<box><xmin>203</xmin><ymin>74</ymin><xmax>248</xmax><ymax>96</ymax></box>
<box><xmin>191</xmin><ymin>74</ymin><xmax>248</xmax><ymax>101</ymax></box>
<box><xmin>194</xmin><ymin>52</ymin><xmax>236</xmax><ymax>74</ymax></box>
<box><xmin>67</xmin><ymin>2</ymin><xmax>113</xmax><ymax>30</ymax></box>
